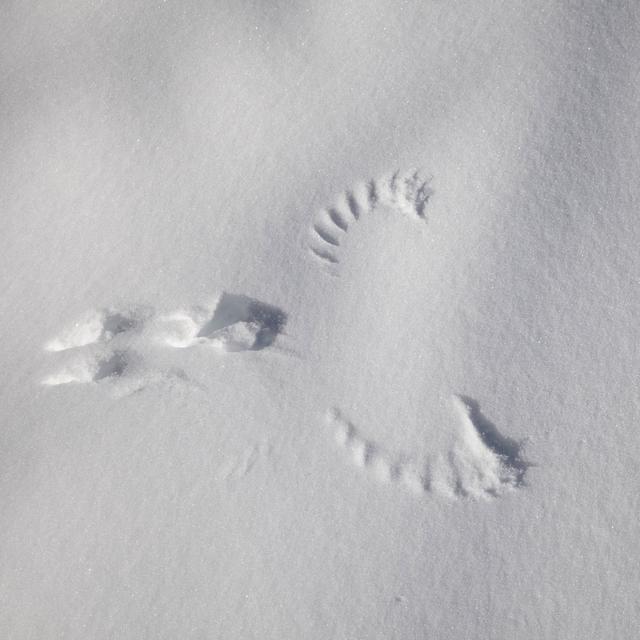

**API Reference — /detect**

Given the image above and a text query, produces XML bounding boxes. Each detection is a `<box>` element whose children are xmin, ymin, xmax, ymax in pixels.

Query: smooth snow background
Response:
<box><xmin>1</xmin><ymin>1</ymin><xmax>639</xmax><ymax>638</ymax></box>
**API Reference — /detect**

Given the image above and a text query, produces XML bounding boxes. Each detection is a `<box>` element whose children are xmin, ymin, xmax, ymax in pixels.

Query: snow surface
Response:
<box><xmin>2</xmin><ymin>1</ymin><xmax>640</xmax><ymax>638</ymax></box>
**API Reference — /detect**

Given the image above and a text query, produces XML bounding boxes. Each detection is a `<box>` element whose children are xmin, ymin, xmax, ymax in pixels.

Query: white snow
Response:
<box><xmin>2</xmin><ymin>1</ymin><xmax>640</xmax><ymax>638</ymax></box>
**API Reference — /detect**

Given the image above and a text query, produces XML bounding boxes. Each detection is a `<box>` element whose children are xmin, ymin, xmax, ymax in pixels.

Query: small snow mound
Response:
<box><xmin>45</xmin><ymin>308</ymin><xmax>140</xmax><ymax>352</ymax></box>
<box><xmin>45</xmin><ymin>310</ymin><xmax>105</xmax><ymax>352</ymax></box>
<box><xmin>42</xmin><ymin>351</ymin><xmax>127</xmax><ymax>386</ymax></box>
<box><xmin>451</xmin><ymin>396</ymin><xmax>527</xmax><ymax>498</ymax></box>
<box><xmin>42</xmin><ymin>361</ymin><xmax>96</xmax><ymax>385</ymax></box>
<box><xmin>155</xmin><ymin>292</ymin><xmax>287</xmax><ymax>352</ymax></box>
<box><xmin>154</xmin><ymin>310</ymin><xmax>203</xmax><ymax>348</ymax></box>
<box><xmin>206</xmin><ymin>320</ymin><xmax>262</xmax><ymax>352</ymax></box>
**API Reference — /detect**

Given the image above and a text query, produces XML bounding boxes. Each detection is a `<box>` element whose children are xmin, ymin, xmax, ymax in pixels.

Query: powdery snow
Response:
<box><xmin>1</xmin><ymin>1</ymin><xmax>640</xmax><ymax>638</ymax></box>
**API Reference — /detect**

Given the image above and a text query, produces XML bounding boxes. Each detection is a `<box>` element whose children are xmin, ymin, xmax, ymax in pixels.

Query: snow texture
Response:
<box><xmin>1</xmin><ymin>1</ymin><xmax>640</xmax><ymax>638</ymax></box>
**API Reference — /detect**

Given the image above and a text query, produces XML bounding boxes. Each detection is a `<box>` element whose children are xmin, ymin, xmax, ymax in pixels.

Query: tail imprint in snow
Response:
<box><xmin>307</xmin><ymin>170</ymin><xmax>432</xmax><ymax>266</ymax></box>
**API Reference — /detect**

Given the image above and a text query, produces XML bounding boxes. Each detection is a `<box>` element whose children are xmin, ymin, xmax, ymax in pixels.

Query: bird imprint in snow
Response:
<box><xmin>308</xmin><ymin>170</ymin><xmax>432</xmax><ymax>267</ymax></box>
<box><xmin>328</xmin><ymin>397</ymin><xmax>528</xmax><ymax>500</ymax></box>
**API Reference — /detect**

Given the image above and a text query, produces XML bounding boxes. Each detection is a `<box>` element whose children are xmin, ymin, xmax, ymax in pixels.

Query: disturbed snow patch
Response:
<box><xmin>155</xmin><ymin>292</ymin><xmax>287</xmax><ymax>351</ymax></box>
<box><xmin>41</xmin><ymin>292</ymin><xmax>286</xmax><ymax>395</ymax></box>
<box><xmin>44</xmin><ymin>308</ymin><xmax>143</xmax><ymax>352</ymax></box>
<box><xmin>42</xmin><ymin>351</ymin><xmax>129</xmax><ymax>386</ymax></box>
<box><xmin>329</xmin><ymin>397</ymin><xmax>527</xmax><ymax>500</ymax></box>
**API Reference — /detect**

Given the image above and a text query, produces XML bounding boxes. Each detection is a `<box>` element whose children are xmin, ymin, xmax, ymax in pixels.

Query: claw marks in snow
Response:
<box><xmin>328</xmin><ymin>397</ymin><xmax>527</xmax><ymax>500</ymax></box>
<box><xmin>308</xmin><ymin>170</ymin><xmax>433</xmax><ymax>266</ymax></box>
